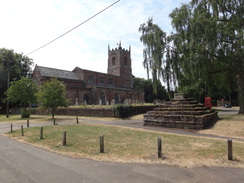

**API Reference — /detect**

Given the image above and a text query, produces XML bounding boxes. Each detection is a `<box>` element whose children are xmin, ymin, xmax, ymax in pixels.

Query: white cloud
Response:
<box><xmin>0</xmin><ymin>0</ymin><xmax>190</xmax><ymax>79</ymax></box>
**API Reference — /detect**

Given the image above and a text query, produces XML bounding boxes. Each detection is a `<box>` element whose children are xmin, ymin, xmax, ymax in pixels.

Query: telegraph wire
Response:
<box><xmin>26</xmin><ymin>0</ymin><xmax>120</xmax><ymax>56</ymax></box>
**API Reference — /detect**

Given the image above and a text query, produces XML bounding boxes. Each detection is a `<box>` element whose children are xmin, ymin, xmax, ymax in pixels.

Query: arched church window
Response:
<box><xmin>100</xmin><ymin>92</ymin><xmax>106</xmax><ymax>105</ymax></box>
<box><xmin>88</xmin><ymin>75</ymin><xmax>95</xmax><ymax>83</ymax></box>
<box><xmin>115</xmin><ymin>93</ymin><xmax>120</xmax><ymax>104</ymax></box>
<box><xmin>99</xmin><ymin>77</ymin><xmax>105</xmax><ymax>84</ymax></box>
<box><xmin>83</xmin><ymin>94</ymin><xmax>90</xmax><ymax>104</ymax></box>
<box><xmin>108</xmin><ymin>78</ymin><xmax>113</xmax><ymax>85</ymax></box>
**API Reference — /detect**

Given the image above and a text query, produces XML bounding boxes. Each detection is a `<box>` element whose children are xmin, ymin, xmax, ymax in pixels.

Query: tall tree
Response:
<box><xmin>0</xmin><ymin>48</ymin><xmax>34</xmax><ymax>107</ymax></box>
<box><xmin>169</xmin><ymin>0</ymin><xmax>244</xmax><ymax>113</ymax></box>
<box><xmin>139</xmin><ymin>18</ymin><xmax>167</xmax><ymax>94</ymax></box>
<box><xmin>139</xmin><ymin>18</ymin><xmax>179</xmax><ymax>93</ymax></box>
<box><xmin>36</xmin><ymin>78</ymin><xmax>68</xmax><ymax>119</ymax></box>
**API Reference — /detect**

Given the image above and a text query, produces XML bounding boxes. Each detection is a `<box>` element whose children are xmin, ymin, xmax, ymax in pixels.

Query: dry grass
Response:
<box><xmin>4</xmin><ymin>123</ymin><xmax>244</xmax><ymax>168</ymax></box>
<box><xmin>199</xmin><ymin>114</ymin><xmax>244</xmax><ymax>139</ymax></box>
<box><xmin>2</xmin><ymin>113</ymin><xmax>244</xmax><ymax>168</ymax></box>
<box><xmin>0</xmin><ymin>114</ymin><xmax>119</xmax><ymax>124</ymax></box>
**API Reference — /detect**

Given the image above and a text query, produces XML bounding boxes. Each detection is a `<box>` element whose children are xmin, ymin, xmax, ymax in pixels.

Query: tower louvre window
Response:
<box><xmin>124</xmin><ymin>56</ymin><xmax>127</xmax><ymax>65</ymax></box>
<box><xmin>112</xmin><ymin>57</ymin><xmax>116</xmax><ymax>65</ymax></box>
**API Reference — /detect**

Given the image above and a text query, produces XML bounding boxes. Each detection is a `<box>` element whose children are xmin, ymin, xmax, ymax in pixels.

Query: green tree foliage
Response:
<box><xmin>169</xmin><ymin>0</ymin><xmax>244</xmax><ymax>113</ymax></box>
<box><xmin>133</xmin><ymin>77</ymin><xmax>168</xmax><ymax>103</ymax></box>
<box><xmin>139</xmin><ymin>0</ymin><xmax>243</xmax><ymax>113</ymax></box>
<box><xmin>5</xmin><ymin>77</ymin><xmax>38</xmax><ymax>117</ymax></box>
<box><xmin>139</xmin><ymin>18</ymin><xmax>167</xmax><ymax>94</ymax></box>
<box><xmin>139</xmin><ymin>18</ymin><xmax>179</xmax><ymax>93</ymax></box>
<box><xmin>36</xmin><ymin>78</ymin><xmax>68</xmax><ymax>119</ymax></box>
<box><xmin>0</xmin><ymin>48</ymin><xmax>34</xmax><ymax>107</ymax></box>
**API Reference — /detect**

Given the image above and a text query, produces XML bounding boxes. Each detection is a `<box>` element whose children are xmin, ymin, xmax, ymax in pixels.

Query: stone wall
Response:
<box><xmin>32</xmin><ymin>105</ymin><xmax>156</xmax><ymax>118</ymax></box>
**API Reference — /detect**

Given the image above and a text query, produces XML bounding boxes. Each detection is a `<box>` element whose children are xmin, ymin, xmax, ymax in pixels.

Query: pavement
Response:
<box><xmin>0</xmin><ymin>107</ymin><xmax>243</xmax><ymax>182</ymax></box>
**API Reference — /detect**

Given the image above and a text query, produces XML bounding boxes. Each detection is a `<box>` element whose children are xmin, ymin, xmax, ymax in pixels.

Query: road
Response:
<box><xmin>0</xmin><ymin>135</ymin><xmax>244</xmax><ymax>183</ymax></box>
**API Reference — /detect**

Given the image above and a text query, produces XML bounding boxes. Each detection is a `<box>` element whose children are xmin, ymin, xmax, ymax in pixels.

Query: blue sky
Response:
<box><xmin>0</xmin><ymin>0</ymin><xmax>189</xmax><ymax>79</ymax></box>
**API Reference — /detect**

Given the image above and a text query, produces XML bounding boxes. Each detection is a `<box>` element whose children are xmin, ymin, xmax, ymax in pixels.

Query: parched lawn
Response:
<box><xmin>0</xmin><ymin>114</ymin><xmax>120</xmax><ymax>124</ymax></box>
<box><xmin>199</xmin><ymin>114</ymin><xmax>244</xmax><ymax>139</ymax></box>
<box><xmin>0</xmin><ymin>115</ymin><xmax>53</xmax><ymax>124</ymax></box>
<box><xmin>5</xmin><ymin>123</ymin><xmax>244</xmax><ymax>168</ymax></box>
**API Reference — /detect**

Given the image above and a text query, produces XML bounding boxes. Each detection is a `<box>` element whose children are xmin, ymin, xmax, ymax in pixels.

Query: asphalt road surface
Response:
<box><xmin>1</xmin><ymin>134</ymin><xmax>244</xmax><ymax>183</ymax></box>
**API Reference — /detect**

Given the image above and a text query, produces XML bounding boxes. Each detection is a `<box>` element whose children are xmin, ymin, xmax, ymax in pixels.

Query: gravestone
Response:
<box><xmin>128</xmin><ymin>99</ymin><xmax>132</xmax><ymax>105</ymax></box>
<box><xmin>123</xmin><ymin>99</ymin><xmax>129</xmax><ymax>105</ymax></box>
<box><xmin>111</xmin><ymin>99</ymin><xmax>115</xmax><ymax>106</ymax></box>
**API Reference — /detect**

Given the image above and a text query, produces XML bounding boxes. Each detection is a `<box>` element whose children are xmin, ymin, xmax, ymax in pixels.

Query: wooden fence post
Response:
<box><xmin>63</xmin><ymin>131</ymin><xmax>66</xmax><ymax>146</ymax></box>
<box><xmin>27</xmin><ymin>119</ymin><xmax>29</xmax><ymax>128</ymax></box>
<box><xmin>76</xmin><ymin>117</ymin><xmax>79</xmax><ymax>124</ymax></box>
<box><xmin>10</xmin><ymin>124</ymin><xmax>13</xmax><ymax>133</ymax></box>
<box><xmin>158</xmin><ymin>137</ymin><xmax>162</xmax><ymax>158</ymax></box>
<box><xmin>40</xmin><ymin>127</ymin><xmax>43</xmax><ymax>140</ymax></box>
<box><xmin>21</xmin><ymin>125</ymin><xmax>24</xmax><ymax>136</ymax></box>
<box><xmin>228</xmin><ymin>139</ymin><xmax>233</xmax><ymax>160</ymax></box>
<box><xmin>100</xmin><ymin>135</ymin><xmax>104</xmax><ymax>153</ymax></box>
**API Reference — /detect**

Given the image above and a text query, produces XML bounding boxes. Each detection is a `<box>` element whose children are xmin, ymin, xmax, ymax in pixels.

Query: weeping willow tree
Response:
<box><xmin>139</xmin><ymin>18</ymin><xmax>171</xmax><ymax>94</ymax></box>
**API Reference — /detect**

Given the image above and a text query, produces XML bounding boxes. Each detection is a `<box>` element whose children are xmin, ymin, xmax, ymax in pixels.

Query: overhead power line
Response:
<box><xmin>26</xmin><ymin>0</ymin><xmax>120</xmax><ymax>56</ymax></box>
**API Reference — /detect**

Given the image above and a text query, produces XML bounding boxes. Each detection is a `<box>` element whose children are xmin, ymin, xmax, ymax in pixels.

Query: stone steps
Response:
<box><xmin>144</xmin><ymin>120</ymin><xmax>204</xmax><ymax>129</ymax></box>
<box><xmin>147</xmin><ymin>110</ymin><xmax>212</xmax><ymax>115</ymax></box>
<box><xmin>154</xmin><ymin>107</ymin><xmax>210</xmax><ymax>111</ymax></box>
<box><xmin>144</xmin><ymin>112</ymin><xmax>218</xmax><ymax>129</ymax></box>
<box><xmin>143</xmin><ymin>93</ymin><xmax>218</xmax><ymax>129</ymax></box>
<box><xmin>166</xmin><ymin>101</ymin><xmax>198</xmax><ymax>105</ymax></box>
<box><xmin>144</xmin><ymin>112</ymin><xmax>217</xmax><ymax>122</ymax></box>
<box><xmin>158</xmin><ymin>104</ymin><xmax>205</xmax><ymax>108</ymax></box>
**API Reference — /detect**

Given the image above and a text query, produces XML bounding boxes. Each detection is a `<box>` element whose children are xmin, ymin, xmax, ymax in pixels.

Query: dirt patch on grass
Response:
<box><xmin>128</xmin><ymin>114</ymin><xmax>145</xmax><ymax>120</ymax></box>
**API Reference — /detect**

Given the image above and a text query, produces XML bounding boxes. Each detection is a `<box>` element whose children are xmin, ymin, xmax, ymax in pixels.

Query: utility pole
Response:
<box><xmin>6</xmin><ymin>58</ymin><xmax>10</xmax><ymax>118</ymax></box>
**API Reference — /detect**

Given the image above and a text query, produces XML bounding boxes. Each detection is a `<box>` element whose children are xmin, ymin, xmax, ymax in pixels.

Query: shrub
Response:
<box><xmin>21</xmin><ymin>109</ymin><xmax>31</xmax><ymax>118</ymax></box>
<box><xmin>113</xmin><ymin>104</ymin><xmax>132</xmax><ymax>118</ymax></box>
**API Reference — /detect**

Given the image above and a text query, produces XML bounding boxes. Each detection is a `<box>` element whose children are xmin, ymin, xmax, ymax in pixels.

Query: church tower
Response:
<box><xmin>107</xmin><ymin>42</ymin><xmax>132</xmax><ymax>88</ymax></box>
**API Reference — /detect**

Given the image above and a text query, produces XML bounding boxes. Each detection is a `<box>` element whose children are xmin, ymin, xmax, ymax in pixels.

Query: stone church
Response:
<box><xmin>32</xmin><ymin>44</ymin><xmax>144</xmax><ymax>105</ymax></box>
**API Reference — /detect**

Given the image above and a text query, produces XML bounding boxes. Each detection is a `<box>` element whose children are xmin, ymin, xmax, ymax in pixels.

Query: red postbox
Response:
<box><xmin>205</xmin><ymin>97</ymin><xmax>212</xmax><ymax>109</ymax></box>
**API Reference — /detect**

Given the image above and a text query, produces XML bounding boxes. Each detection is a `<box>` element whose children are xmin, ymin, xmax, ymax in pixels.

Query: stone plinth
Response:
<box><xmin>174</xmin><ymin>93</ymin><xmax>187</xmax><ymax>100</ymax></box>
<box><xmin>143</xmin><ymin>93</ymin><xmax>218</xmax><ymax>129</ymax></box>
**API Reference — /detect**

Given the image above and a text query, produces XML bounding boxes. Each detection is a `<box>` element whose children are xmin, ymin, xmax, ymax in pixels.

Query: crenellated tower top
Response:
<box><xmin>107</xmin><ymin>42</ymin><xmax>132</xmax><ymax>88</ymax></box>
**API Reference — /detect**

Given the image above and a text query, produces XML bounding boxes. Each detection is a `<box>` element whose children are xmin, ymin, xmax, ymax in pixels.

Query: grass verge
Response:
<box><xmin>0</xmin><ymin>114</ymin><xmax>119</xmax><ymax>124</ymax></box>
<box><xmin>199</xmin><ymin>114</ymin><xmax>244</xmax><ymax>139</ymax></box>
<box><xmin>5</xmin><ymin>123</ymin><xmax>244</xmax><ymax>168</ymax></box>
